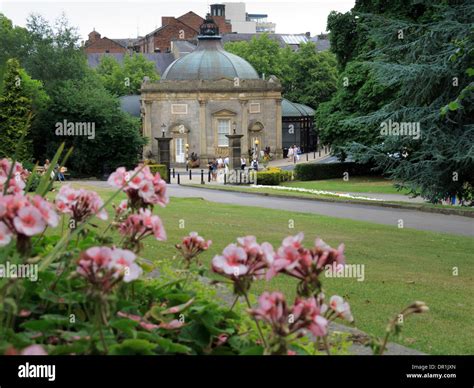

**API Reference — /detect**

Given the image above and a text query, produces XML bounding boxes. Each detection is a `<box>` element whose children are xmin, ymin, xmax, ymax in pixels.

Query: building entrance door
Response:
<box><xmin>249</xmin><ymin>134</ymin><xmax>262</xmax><ymax>159</ymax></box>
<box><xmin>175</xmin><ymin>138</ymin><xmax>185</xmax><ymax>163</ymax></box>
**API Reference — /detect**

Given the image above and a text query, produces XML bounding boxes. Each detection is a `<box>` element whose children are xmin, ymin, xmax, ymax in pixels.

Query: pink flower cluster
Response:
<box><xmin>176</xmin><ymin>232</ymin><xmax>212</xmax><ymax>265</ymax></box>
<box><xmin>55</xmin><ymin>185</ymin><xmax>108</xmax><ymax>223</ymax></box>
<box><xmin>119</xmin><ymin>208</ymin><xmax>167</xmax><ymax>244</ymax></box>
<box><xmin>0</xmin><ymin>194</ymin><xmax>58</xmax><ymax>246</ymax></box>
<box><xmin>212</xmin><ymin>236</ymin><xmax>274</xmax><ymax>280</ymax></box>
<box><xmin>0</xmin><ymin>159</ymin><xmax>28</xmax><ymax>195</ymax></box>
<box><xmin>108</xmin><ymin>166</ymin><xmax>168</xmax><ymax>209</ymax></box>
<box><xmin>267</xmin><ymin>233</ymin><xmax>345</xmax><ymax>281</ymax></box>
<box><xmin>249</xmin><ymin>292</ymin><xmax>328</xmax><ymax>338</ymax></box>
<box><xmin>76</xmin><ymin>246</ymin><xmax>142</xmax><ymax>292</ymax></box>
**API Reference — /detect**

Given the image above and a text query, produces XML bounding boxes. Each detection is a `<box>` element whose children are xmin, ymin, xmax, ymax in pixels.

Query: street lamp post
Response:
<box><xmin>185</xmin><ymin>143</ymin><xmax>190</xmax><ymax>171</ymax></box>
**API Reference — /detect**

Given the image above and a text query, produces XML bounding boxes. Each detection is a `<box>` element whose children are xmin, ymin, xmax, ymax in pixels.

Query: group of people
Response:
<box><xmin>287</xmin><ymin>145</ymin><xmax>302</xmax><ymax>163</ymax></box>
<box><xmin>207</xmin><ymin>156</ymin><xmax>259</xmax><ymax>181</ymax></box>
<box><xmin>43</xmin><ymin>159</ymin><xmax>66</xmax><ymax>181</ymax></box>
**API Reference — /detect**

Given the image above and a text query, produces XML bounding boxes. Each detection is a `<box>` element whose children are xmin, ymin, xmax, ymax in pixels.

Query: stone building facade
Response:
<box><xmin>140</xmin><ymin>17</ymin><xmax>282</xmax><ymax>166</ymax></box>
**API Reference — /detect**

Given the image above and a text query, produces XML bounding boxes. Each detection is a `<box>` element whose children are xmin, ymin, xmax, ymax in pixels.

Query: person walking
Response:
<box><xmin>240</xmin><ymin>156</ymin><xmax>247</xmax><ymax>170</ymax></box>
<box><xmin>287</xmin><ymin>146</ymin><xmax>294</xmax><ymax>162</ymax></box>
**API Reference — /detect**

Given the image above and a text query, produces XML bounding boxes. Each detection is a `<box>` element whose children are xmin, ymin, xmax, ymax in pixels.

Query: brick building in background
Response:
<box><xmin>84</xmin><ymin>30</ymin><xmax>131</xmax><ymax>54</ymax></box>
<box><xmin>136</xmin><ymin>9</ymin><xmax>231</xmax><ymax>54</ymax></box>
<box><xmin>84</xmin><ymin>8</ymin><xmax>231</xmax><ymax>55</ymax></box>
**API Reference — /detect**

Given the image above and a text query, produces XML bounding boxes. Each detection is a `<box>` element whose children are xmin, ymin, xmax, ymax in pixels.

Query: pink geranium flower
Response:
<box><xmin>266</xmin><ymin>233</ymin><xmax>345</xmax><ymax>297</ymax></box>
<box><xmin>327</xmin><ymin>295</ymin><xmax>354</xmax><ymax>323</ymax></box>
<box><xmin>249</xmin><ymin>292</ymin><xmax>329</xmax><ymax>354</ymax></box>
<box><xmin>0</xmin><ymin>159</ymin><xmax>28</xmax><ymax>195</ymax></box>
<box><xmin>108</xmin><ymin>165</ymin><xmax>169</xmax><ymax>210</ymax></box>
<box><xmin>55</xmin><ymin>185</ymin><xmax>108</xmax><ymax>223</ymax></box>
<box><xmin>20</xmin><ymin>345</ymin><xmax>48</xmax><ymax>356</ymax></box>
<box><xmin>212</xmin><ymin>236</ymin><xmax>274</xmax><ymax>280</ymax></box>
<box><xmin>76</xmin><ymin>246</ymin><xmax>142</xmax><ymax>293</ymax></box>
<box><xmin>0</xmin><ymin>193</ymin><xmax>59</xmax><ymax>254</ymax></box>
<box><xmin>119</xmin><ymin>208</ymin><xmax>166</xmax><ymax>252</ymax></box>
<box><xmin>110</xmin><ymin>247</ymin><xmax>143</xmax><ymax>282</ymax></box>
<box><xmin>0</xmin><ymin>221</ymin><xmax>12</xmax><ymax>246</ymax></box>
<box><xmin>13</xmin><ymin>206</ymin><xmax>46</xmax><ymax>236</ymax></box>
<box><xmin>176</xmin><ymin>232</ymin><xmax>212</xmax><ymax>267</ymax></box>
<box><xmin>212</xmin><ymin>236</ymin><xmax>274</xmax><ymax>295</ymax></box>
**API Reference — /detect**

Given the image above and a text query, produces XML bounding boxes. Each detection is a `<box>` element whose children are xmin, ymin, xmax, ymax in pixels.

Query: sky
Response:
<box><xmin>1</xmin><ymin>0</ymin><xmax>355</xmax><ymax>42</ymax></box>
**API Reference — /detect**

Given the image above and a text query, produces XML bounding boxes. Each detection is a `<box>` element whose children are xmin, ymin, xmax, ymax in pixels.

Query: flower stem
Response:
<box><xmin>243</xmin><ymin>292</ymin><xmax>268</xmax><ymax>349</ymax></box>
<box><xmin>229</xmin><ymin>296</ymin><xmax>239</xmax><ymax>312</ymax></box>
<box><xmin>322</xmin><ymin>335</ymin><xmax>331</xmax><ymax>355</ymax></box>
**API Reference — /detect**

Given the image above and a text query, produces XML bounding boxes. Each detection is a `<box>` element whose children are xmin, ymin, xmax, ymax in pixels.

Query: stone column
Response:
<box><xmin>155</xmin><ymin>136</ymin><xmax>172</xmax><ymax>183</ymax></box>
<box><xmin>199</xmin><ymin>98</ymin><xmax>207</xmax><ymax>166</ymax></box>
<box><xmin>225</xmin><ymin>134</ymin><xmax>244</xmax><ymax>170</ymax></box>
<box><xmin>275</xmin><ymin>98</ymin><xmax>283</xmax><ymax>159</ymax></box>
<box><xmin>240</xmin><ymin>100</ymin><xmax>248</xmax><ymax>158</ymax></box>
<box><xmin>142</xmin><ymin>100</ymin><xmax>153</xmax><ymax>159</ymax></box>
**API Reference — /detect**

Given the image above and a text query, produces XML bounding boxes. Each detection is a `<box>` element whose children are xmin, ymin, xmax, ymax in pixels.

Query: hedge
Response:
<box><xmin>148</xmin><ymin>164</ymin><xmax>168</xmax><ymax>182</ymax></box>
<box><xmin>294</xmin><ymin>162</ymin><xmax>378</xmax><ymax>181</ymax></box>
<box><xmin>256</xmin><ymin>168</ymin><xmax>292</xmax><ymax>186</ymax></box>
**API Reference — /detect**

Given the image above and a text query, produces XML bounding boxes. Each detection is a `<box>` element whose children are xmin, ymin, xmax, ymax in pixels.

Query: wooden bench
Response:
<box><xmin>34</xmin><ymin>166</ymin><xmax>69</xmax><ymax>178</ymax></box>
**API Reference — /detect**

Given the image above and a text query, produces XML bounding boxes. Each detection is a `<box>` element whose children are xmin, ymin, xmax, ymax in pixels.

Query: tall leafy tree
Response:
<box><xmin>96</xmin><ymin>53</ymin><xmax>159</xmax><ymax>96</ymax></box>
<box><xmin>225</xmin><ymin>35</ymin><xmax>338</xmax><ymax>109</ymax></box>
<box><xmin>24</xmin><ymin>13</ymin><xmax>88</xmax><ymax>90</ymax></box>
<box><xmin>34</xmin><ymin>71</ymin><xmax>146</xmax><ymax>176</ymax></box>
<box><xmin>284</xmin><ymin>43</ymin><xmax>338</xmax><ymax>109</ymax></box>
<box><xmin>0</xmin><ymin>59</ymin><xmax>34</xmax><ymax>160</ymax></box>
<box><xmin>318</xmin><ymin>0</ymin><xmax>474</xmax><ymax>202</ymax></box>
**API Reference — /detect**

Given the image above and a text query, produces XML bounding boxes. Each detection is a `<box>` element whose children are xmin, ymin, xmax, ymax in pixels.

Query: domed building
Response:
<box><xmin>140</xmin><ymin>16</ymin><xmax>283</xmax><ymax>166</ymax></box>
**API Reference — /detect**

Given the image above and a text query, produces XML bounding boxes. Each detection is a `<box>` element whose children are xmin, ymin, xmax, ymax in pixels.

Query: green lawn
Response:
<box><xmin>282</xmin><ymin>176</ymin><xmax>411</xmax><ymax>195</ymax></box>
<box><xmin>67</xmin><ymin>183</ymin><xmax>474</xmax><ymax>355</ymax></box>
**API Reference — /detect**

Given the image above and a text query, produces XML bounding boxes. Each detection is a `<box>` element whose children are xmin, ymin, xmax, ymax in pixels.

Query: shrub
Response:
<box><xmin>294</xmin><ymin>162</ymin><xmax>378</xmax><ymax>181</ymax></box>
<box><xmin>148</xmin><ymin>164</ymin><xmax>168</xmax><ymax>182</ymax></box>
<box><xmin>256</xmin><ymin>168</ymin><xmax>292</xmax><ymax>186</ymax></box>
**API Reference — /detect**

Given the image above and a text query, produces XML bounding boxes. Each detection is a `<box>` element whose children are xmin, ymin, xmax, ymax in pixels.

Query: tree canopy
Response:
<box><xmin>0</xmin><ymin>13</ymin><xmax>147</xmax><ymax>176</ymax></box>
<box><xmin>96</xmin><ymin>53</ymin><xmax>160</xmax><ymax>96</ymax></box>
<box><xmin>317</xmin><ymin>0</ymin><xmax>474</xmax><ymax>202</ymax></box>
<box><xmin>225</xmin><ymin>35</ymin><xmax>338</xmax><ymax>110</ymax></box>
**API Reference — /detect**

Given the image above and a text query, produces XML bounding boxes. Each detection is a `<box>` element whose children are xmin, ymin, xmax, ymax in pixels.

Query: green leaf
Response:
<box><xmin>21</xmin><ymin>319</ymin><xmax>55</xmax><ymax>332</ymax></box>
<box><xmin>448</xmin><ymin>101</ymin><xmax>460</xmax><ymax>111</ymax></box>
<box><xmin>154</xmin><ymin>336</ymin><xmax>192</xmax><ymax>354</ymax></box>
<box><xmin>110</xmin><ymin>319</ymin><xmax>139</xmax><ymax>337</ymax></box>
<box><xmin>35</xmin><ymin>142</ymin><xmax>65</xmax><ymax>197</ymax></box>
<box><xmin>179</xmin><ymin>323</ymin><xmax>211</xmax><ymax>348</ymax></box>
<box><xmin>240</xmin><ymin>345</ymin><xmax>264</xmax><ymax>355</ymax></box>
<box><xmin>109</xmin><ymin>339</ymin><xmax>157</xmax><ymax>355</ymax></box>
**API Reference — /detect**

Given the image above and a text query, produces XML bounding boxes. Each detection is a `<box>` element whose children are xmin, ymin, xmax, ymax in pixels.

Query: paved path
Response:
<box><xmin>69</xmin><ymin>181</ymin><xmax>473</xmax><ymax>237</ymax></box>
<box><xmin>168</xmin><ymin>185</ymin><xmax>473</xmax><ymax>237</ymax></box>
<box><xmin>166</xmin><ymin>171</ymin><xmax>424</xmax><ymax>203</ymax></box>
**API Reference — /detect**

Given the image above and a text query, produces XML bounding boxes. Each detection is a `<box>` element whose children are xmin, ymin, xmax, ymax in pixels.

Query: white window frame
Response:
<box><xmin>217</xmin><ymin>119</ymin><xmax>231</xmax><ymax>147</ymax></box>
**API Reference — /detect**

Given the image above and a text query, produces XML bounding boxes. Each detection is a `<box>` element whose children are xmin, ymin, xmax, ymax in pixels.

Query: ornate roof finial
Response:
<box><xmin>199</xmin><ymin>14</ymin><xmax>219</xmax><ymax>37</ymax></box>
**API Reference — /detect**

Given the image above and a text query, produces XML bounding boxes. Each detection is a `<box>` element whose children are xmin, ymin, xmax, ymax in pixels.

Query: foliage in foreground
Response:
<box><xmin>0</xmin><ymin>153</ymin><xmax>429</xmax><ymax>355</ymax></box>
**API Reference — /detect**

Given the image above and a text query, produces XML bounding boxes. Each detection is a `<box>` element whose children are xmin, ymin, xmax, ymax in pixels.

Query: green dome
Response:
<box><xmin>162</xmin><ymin>37</ymin><xmax>260</xmax><ymax>81</ymax></box>
<box><xmin>282</xmin><ymin>99</ymin><xmax>315</xmax><ymax>117</ymax></box>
